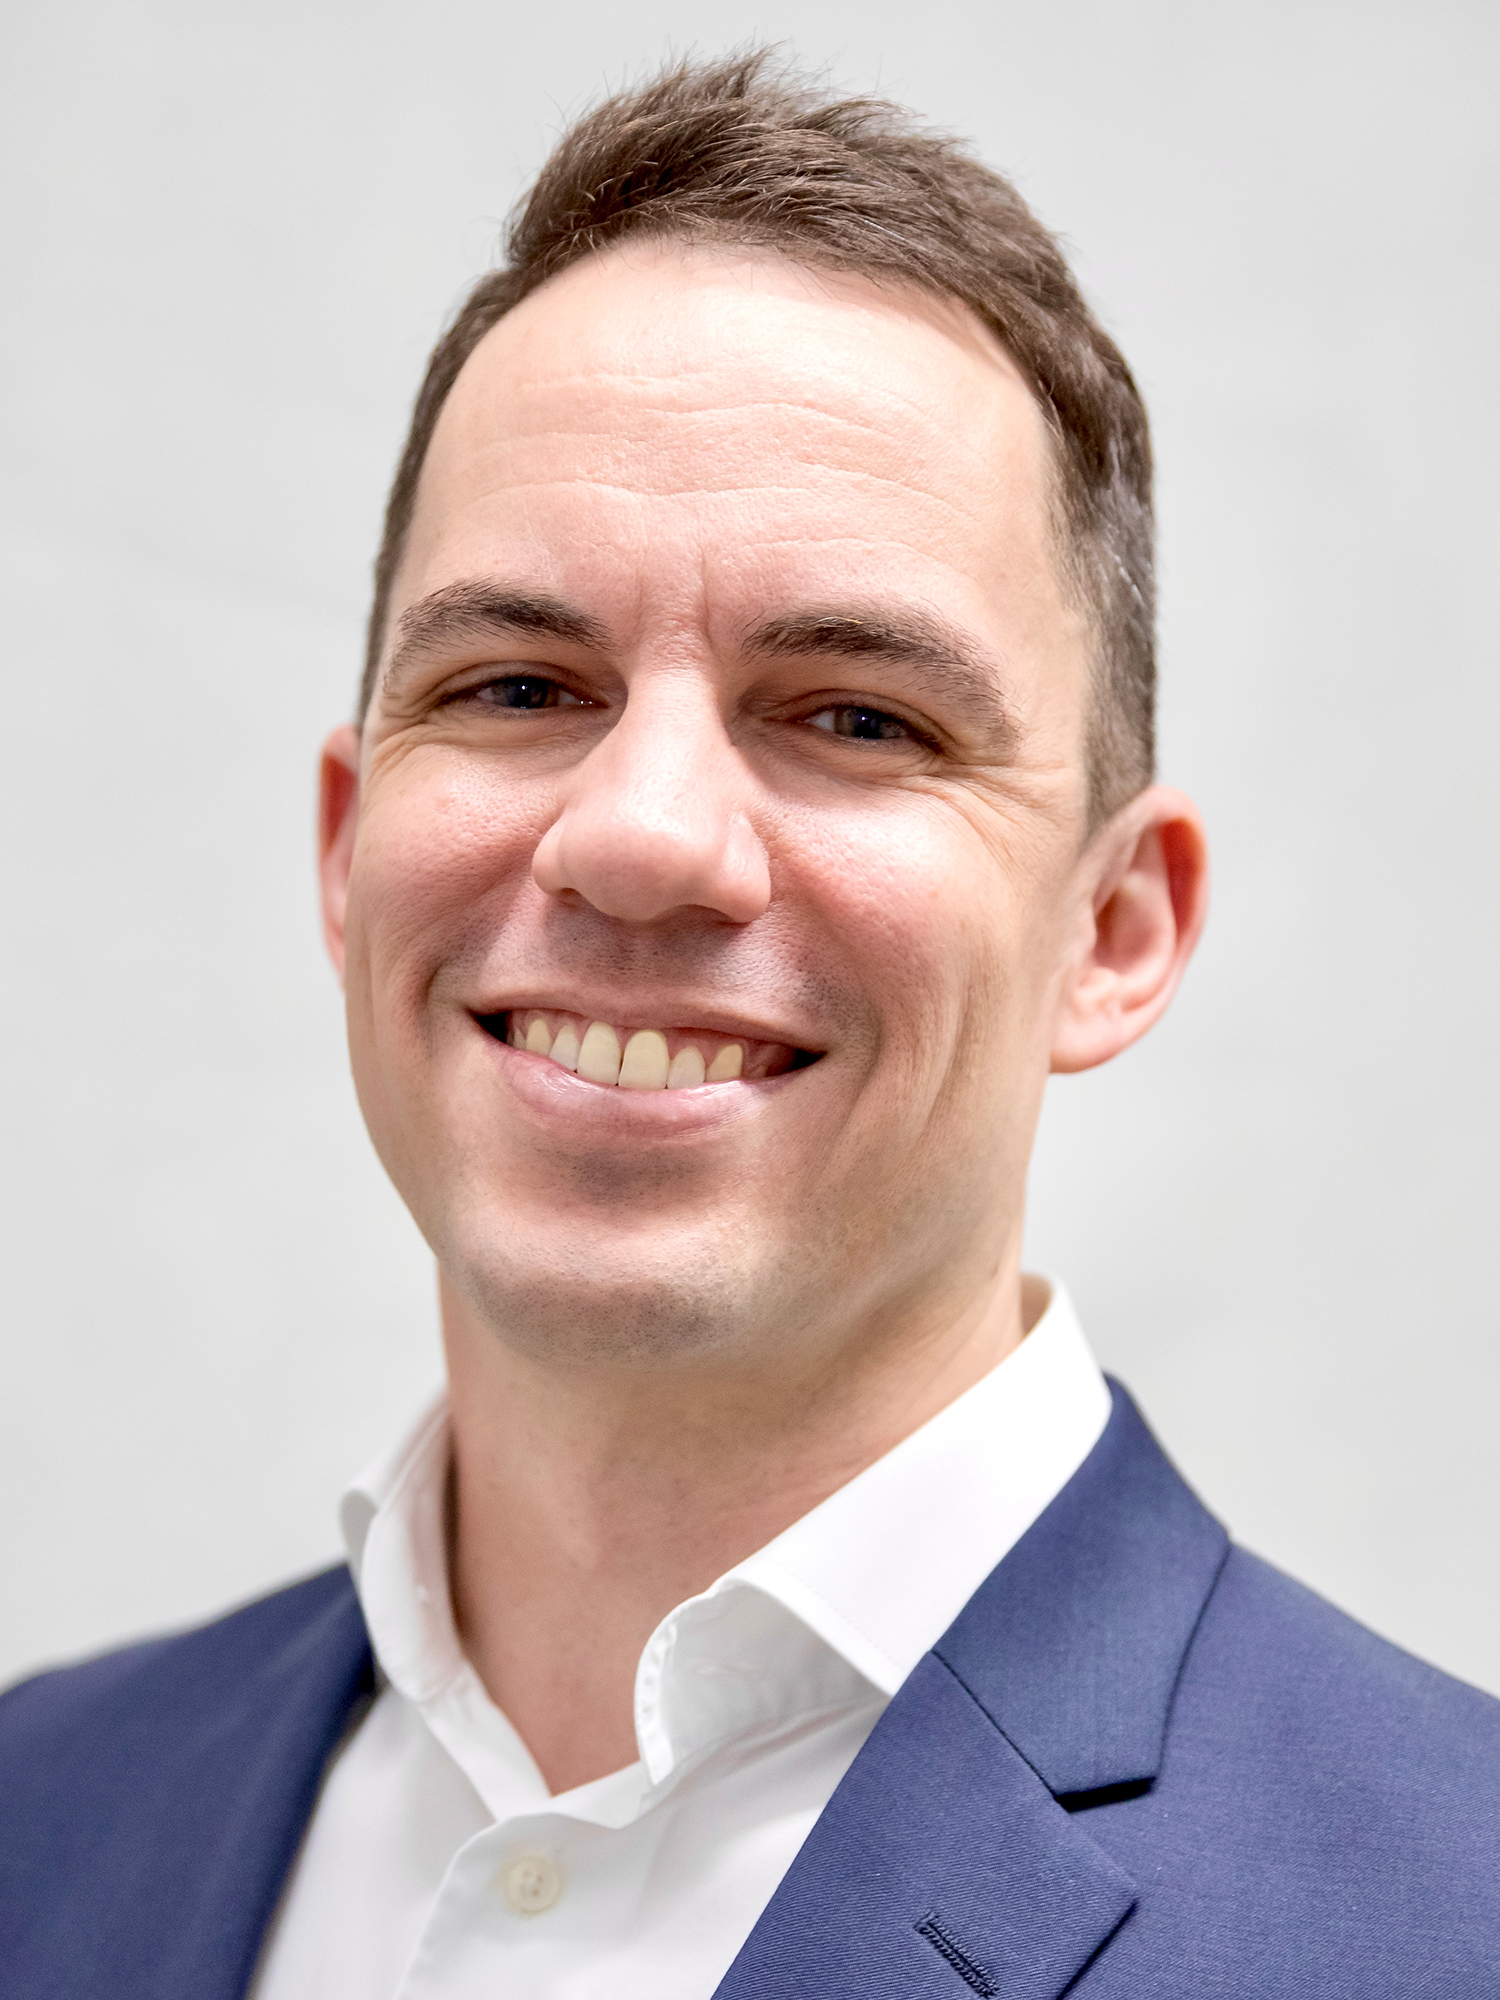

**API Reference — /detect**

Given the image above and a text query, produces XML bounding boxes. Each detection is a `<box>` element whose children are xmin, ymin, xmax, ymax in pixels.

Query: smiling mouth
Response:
<box><xmin>477</xmin><ymin>1007</ymin><xmax>819</xmax><ymax>1092</ymax></box>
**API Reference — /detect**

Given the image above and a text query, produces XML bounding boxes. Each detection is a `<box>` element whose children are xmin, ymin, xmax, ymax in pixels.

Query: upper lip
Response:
<box><xmin>467</xmin><ymin>989</ymin><xmax>823</xmax><ymax>1053</ymax></box>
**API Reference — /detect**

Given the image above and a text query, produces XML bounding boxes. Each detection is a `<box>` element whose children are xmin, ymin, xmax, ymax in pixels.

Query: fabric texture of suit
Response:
<box><xmin>4</xmin><ymin>1382</ymin><xmax>1498</xmax><ymax>1999</ymax></box>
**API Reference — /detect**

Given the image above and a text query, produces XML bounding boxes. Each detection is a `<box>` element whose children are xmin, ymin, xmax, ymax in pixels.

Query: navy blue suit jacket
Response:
<box><xmin>5</xmin><ymin>1383</ymin><xmax>1500</xmax><ymax>1998</ymax></box>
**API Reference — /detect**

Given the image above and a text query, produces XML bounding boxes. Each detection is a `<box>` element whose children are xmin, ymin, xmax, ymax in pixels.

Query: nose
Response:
<box><xmin>531</xmin><ymin>678</ymin><xmax>772</xmax><ymax>925</ymax></box>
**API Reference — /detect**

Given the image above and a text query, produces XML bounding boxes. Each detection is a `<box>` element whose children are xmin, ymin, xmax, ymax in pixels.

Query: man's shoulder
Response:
<box><xmin>0</xmin><ymin>1564</ymin><xmax>363</xmax><ymax>1774</ymax></box>
<box><xmin>0</xmin><ymin>1567</ymin><xmax>372</xmax><ymax>1998</ymax></box>
<box><xmin>1193</xmin><ymin>1542</ymin><xmax>1500</xmax><ymax>1769</ymax></box>
<box><xmin>1073</xmin><ymin>1542</ymin><xmax>1500</xmax><ymax>1991</ymax></box>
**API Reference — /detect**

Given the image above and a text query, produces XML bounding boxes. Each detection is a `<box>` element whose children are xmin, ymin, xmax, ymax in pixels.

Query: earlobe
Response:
<box><xmin>1049</xmin><ymin>786</ymin><xmax>1209</xmax><ymax>1075</ymax></box>
<box><xmin>318</xmin><ymin>725</ymin><xmax>362</xmax><ymax>986</ymax></box>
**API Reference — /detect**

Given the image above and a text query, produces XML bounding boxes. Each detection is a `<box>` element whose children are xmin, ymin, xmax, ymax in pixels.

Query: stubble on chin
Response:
<box><xmin>443</xmin><ymin>1226</ymin><xmax>781</xmax><ymax>1370</ymax></box>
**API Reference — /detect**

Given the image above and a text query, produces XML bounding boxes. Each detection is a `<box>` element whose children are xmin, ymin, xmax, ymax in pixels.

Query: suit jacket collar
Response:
<box><xmin>713</xmin><ymin>1381</ymin><xmax>1230</xmax><ymax>1999</ymax></box>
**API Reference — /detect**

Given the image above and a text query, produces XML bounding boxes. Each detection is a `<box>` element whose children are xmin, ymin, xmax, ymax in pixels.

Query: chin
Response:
<box><xmin>444</xmin><ymin>1224</ymin><xmax>781</xmax><ymax>1368</ymax></box>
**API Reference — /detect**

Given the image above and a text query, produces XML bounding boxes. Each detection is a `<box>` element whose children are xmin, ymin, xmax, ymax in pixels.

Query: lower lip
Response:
<box><xmin>476</xmin><ymin>1024</ymin><xmax>802</xmax><ymax>1138</ymax></box>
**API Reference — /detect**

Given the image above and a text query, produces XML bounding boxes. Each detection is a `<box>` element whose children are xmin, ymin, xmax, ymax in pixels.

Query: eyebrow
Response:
<box><xmin>382</xmin><ymin>582</ymin><xmax>609</xmax><ymax>697</ymax></box>
<box><xmin>381</xmin><ymin>584</ymin><xmax>1016</xmax><ymax>744</ymax></box>
<box><xmin>745</xmin><ymin>608</ymin><xmax>1016</xmax><ymax>741</ymax></box>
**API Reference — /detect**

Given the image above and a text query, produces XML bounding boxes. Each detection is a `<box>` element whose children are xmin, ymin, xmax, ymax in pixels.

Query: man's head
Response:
<box><xmin>320</xmin><ymin>54</ymin><xmax>1205</xmax><ymax>1380</ymax></box>
<box><xmin>362</xmin><ymin>51</ymin><xmax>1156</xmax><ymax>829</ymax></box>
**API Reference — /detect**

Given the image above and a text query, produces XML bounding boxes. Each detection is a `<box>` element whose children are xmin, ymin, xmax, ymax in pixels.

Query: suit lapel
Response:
<box><xmin>156</xmin><ymin>1570</ymin><xmax>375</xmax><ymax>2000</ymax></box>
<box><xmin>935</xmin><ymin>1381</ymin><xmax>1230</xmax><ymax>1797</ymax></box>
<box><xmin>714</xmin><ymin>1383</ymin><xmax>1229</xmax><ymax>2000</ymax></box>
<box><xmin>713</xmin><ymin>1652</ymin><xmax>1135</xmax><ymax>1999</ymax></box>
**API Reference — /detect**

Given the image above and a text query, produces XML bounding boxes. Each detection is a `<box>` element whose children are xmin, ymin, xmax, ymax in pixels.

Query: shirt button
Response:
<box><xmin>499</xmin><ymin>1853</ymin><xmax>564</xmax><ymax>1915</ymax></box>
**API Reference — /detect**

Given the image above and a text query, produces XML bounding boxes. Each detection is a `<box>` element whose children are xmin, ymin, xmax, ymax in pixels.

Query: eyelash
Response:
<box><xmin>806</xmin><ymin>704</ymin><xmax>925</xmax><ymax>745</ymax></box>
<box><xmin>462</xmin><ymin>674</ymin><xmax>589</xmax><ymax>711</ymax></box>
<box><xmin>452</xmin><ymin>674</ymin><xmax>931</xmax><ymax>748</ymax></box>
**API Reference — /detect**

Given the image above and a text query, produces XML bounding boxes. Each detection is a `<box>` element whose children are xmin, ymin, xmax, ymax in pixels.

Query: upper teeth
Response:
<box><xmin>510</xmin><ymin>1013</ymin><xmax>743</xmax><ymax>1090</ymax></box>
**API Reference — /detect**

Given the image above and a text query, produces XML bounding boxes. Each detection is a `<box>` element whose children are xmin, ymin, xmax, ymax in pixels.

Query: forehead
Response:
<box><xmin>399</xmin><ymin>243</ymin><xmax>1068</xmax><ymax>646</ymax></box>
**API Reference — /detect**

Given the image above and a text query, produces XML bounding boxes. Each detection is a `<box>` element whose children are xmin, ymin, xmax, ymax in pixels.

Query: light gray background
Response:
<box><xmin>2</xmin><ymin>0</ymin><xmax>1496</xmax><ymax>1693</ymax></box>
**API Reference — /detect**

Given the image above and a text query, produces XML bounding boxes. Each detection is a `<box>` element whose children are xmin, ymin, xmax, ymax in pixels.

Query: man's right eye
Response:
<box><xmin>469</xmin><ymin>675</ymin><xmax>586</xmax><ymax>709</ymax></box>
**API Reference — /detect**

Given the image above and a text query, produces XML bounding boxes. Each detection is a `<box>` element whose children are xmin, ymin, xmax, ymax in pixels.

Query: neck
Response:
<box><xmin>441</xmin><ymin>1253</ymin><xmax>1030</xmax><ymax>1795</ymax></box>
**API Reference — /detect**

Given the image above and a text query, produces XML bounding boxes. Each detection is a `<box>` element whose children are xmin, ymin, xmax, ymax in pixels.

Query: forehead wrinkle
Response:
<box><xmin>466</xmin><ymin>415</ymin><xmax>1015</xmax><ymax>545</ymax></box>
<box><xmin>469</xmin><ymin>387</ymin><xmax>1008</xmax><ymax>524</ymax></box>
<box><xmin>451</xmin><ymin>458</ymin><xmax>987</xmax><ymax>531</ymax></box>
<box><xmin>506</xmin><ymin>373</ymin><xmax>983</xmax><ymax>427</ymax></box>
<box><xmin>493</xmin><ymin>395</ymin><xmax>988</xmax><ymax>470</ymax></box>
<box><xmin>492</xmin><ymin>359</ymin><xmax>1007</xmax><ymax>447</ymax></box>
<box><xmin>432</xmin><ymin>475</ymin><xmax>981</xmax><ymax>545</ymax></box>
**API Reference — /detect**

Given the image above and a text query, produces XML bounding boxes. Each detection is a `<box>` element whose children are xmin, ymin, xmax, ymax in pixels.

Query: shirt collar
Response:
<box><xmin>339</xmin><ymin>1278</ymin><xmax>1108</xmax><ymax>1807</ymax></box>
<box><xmin>727</xmin><ymin>1279</ymin><xmax>1109</xmax><ymax>1695</ymax></box>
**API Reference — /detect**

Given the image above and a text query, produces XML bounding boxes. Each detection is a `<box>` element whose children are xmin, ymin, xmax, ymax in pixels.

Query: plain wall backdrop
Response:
<box><xmin>2</xmin><ymin>0</ymin><xmax>1496</xmax><ymax>1694</ymax></box>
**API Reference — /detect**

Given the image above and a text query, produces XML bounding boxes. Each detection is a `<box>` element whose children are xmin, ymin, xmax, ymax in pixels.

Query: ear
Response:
<box><xmin>318</xmin><ymin>724</ymin><xmax>362</xmax><ymax>985</ymax></box>
<box><xmin>1050</xmin><ymin>785</ymin><xmax>1209</xmax><ymax>1075</ymax></box>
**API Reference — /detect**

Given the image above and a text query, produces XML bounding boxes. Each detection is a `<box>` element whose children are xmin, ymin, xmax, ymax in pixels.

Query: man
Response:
<box><xmin>3</xmin><ymin>49</ymin><xmax>1498</xmax><ymax>2000</ymax></box>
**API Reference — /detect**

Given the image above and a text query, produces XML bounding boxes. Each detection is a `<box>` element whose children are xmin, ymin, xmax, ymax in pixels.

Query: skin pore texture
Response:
<box><xmin>319</xmin><ymin>243</ymin><xmax>1208</xmax><ymax>1794</ymax></box>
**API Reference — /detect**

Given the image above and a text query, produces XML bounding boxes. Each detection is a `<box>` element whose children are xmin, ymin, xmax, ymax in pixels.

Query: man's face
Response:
<box><xmin>331</xmin><ymin>245</ymin><xmax>1105</xmax><ymax>1369</ymax></box>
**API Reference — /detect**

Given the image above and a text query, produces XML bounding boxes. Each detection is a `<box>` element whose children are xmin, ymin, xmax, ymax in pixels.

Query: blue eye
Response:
<box><xmin>809</xmin><ymin>705</ymin><xmax>915</xmax><ymax>741</ymax></box>
<box><xmin>474</xmin><ymin>676</ymin><xmax>583</xmax><ymax>709</ymax></box>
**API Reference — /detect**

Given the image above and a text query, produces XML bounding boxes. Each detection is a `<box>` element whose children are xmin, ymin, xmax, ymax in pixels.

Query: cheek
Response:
<box><xmin>347</xmin><ymin>750</ymin><xmax>548</xmax><ymax>1003</ymax></box>
<box><xmin>787</xmin><ymin>797</ymin><xmax>1067</xmax><ymax>1091</ymax></box>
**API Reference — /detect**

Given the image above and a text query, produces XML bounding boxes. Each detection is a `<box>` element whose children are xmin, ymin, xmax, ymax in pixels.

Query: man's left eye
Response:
<box><xmin>471</xmin><ymin>675</ymin><xmax>585</xmax><ymax>709</ymax></box>
<box><xmin>808</xmin><ymin>705</ymin><xmax>918</xmax><ymax>742</ymax></box>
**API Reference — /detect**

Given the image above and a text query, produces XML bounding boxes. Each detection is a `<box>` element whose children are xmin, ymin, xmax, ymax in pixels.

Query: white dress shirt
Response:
<box><xmin>251</xmin><ymin>1281</ymin><xmax>1109</xmax><ymax>2000</ymax></box>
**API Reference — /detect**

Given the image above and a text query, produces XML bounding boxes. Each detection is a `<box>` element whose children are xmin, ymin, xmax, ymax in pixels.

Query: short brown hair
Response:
<box><xmin>362</xmin><ymin>49</ymin><xmax>1155</xmax><ymax>822</ymax></box>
